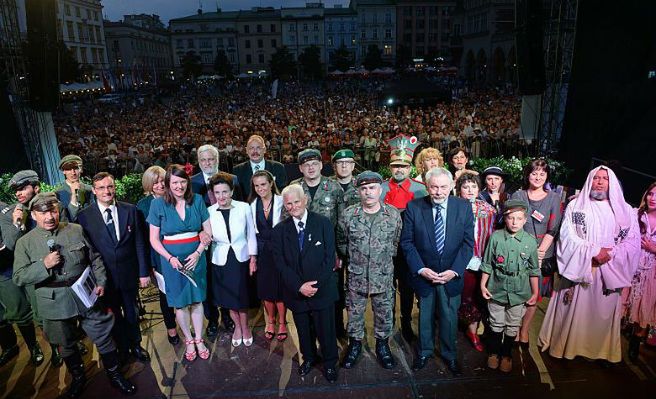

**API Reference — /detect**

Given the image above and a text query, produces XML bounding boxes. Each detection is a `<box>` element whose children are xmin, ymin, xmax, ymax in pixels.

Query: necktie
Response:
<box><xmin>298</xmin><ymin>221</ymin><xmax>305</xmax><ymax>250</ymax></box>
<box><xmin>434</xmin><ymin>204</ymin><xmax>444</xmax><ymax>255</ymax></box>
<box><xmin>254</xmin><ymin>165</ymin><xmax>260</xmax><ymax>171</ymax></box>
<box><xmin>105</xmin><ymin>208</ymin><xmax>118</xmax><ymax>242</ymax></box>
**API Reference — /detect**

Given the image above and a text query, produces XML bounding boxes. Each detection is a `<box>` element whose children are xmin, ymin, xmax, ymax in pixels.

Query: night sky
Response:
<box><xmin>102</xmin><ymin>0</ymin><xmax>351</xmax><ymax>25</ymax></box>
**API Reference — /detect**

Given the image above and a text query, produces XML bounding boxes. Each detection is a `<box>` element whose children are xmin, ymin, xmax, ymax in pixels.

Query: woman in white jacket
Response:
<box><xmin>208</xmin><ymin>172</ymin><xmax>258</xmax><ymax>347</ymax></box>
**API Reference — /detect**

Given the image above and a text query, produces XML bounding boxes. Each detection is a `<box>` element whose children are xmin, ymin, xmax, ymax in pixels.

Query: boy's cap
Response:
<box><xmin>503</xmin><ymin>199</ymin><xmax>529</xmax><ymax>215</ymax></box>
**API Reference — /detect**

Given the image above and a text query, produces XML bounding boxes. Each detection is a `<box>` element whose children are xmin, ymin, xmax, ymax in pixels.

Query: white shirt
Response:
<box><xmin>292</xmin><ymin>211</ymin><xmax>308</xmax><ymax>233</ymax></box>
<box><xmin>250</xmin><ymin>160</ymin><xmax>265</xmax><ymax>174</ymax></box>
<box><xmin>98</xmin><ymin>202</ymin><xmax>120</xmax><ymax>241</ymax></box>
<box><xmin>202</xmin><ymin>172</ymin><xmax>214</xmax><ymax>185</ymax></box>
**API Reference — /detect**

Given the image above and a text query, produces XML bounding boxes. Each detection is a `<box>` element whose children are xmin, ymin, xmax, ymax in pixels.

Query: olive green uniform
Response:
<box><xmin>290</xmin><ymin>176</ymin><xmax>345</xmax><ymax>227</ymax></box>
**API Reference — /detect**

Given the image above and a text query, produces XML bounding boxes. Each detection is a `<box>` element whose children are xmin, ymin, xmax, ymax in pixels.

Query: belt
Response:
<box><xmin>493</xmin><ymin>266</ymin><xmax>524</xmax><ymax>277</ymax></box>
<box><xmin>37</xmin><ymin>277</ymin><xmax>80</xmax><ymax>289</ymax></box>
<box><xmin>162</xmin><ymin>232</ymin><xmax>199</xmax><ymax>244</ymax></box>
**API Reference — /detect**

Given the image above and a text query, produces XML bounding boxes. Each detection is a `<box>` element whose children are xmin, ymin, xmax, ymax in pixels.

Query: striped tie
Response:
<box><xmin>434</xmin><ymin>204</ymin><xmax>444</xmax><ymax>255</ymax></box>
<box><xmin>298</xmin><ymin>221</ymin><xmax>305</xmax><ymax>250</ymax></box>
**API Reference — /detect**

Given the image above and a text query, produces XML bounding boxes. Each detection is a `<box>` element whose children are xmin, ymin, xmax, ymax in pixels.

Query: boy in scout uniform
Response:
<box><xmin>480</xmin><ymin>199</ymin><xmax>540</xmax><ymax>373</ymax></box>
<box><xmin>337</xmin><ymin>171</ymin><xmax>402</xmax><ymax>370</ymax></box>
<box><xmin>55</xmin><ymin>154</ymin><xmax>95</xmax><ymax>221</ymax></box>
<box><xmin>12</xmin><ymin>193</ymin><xmax>136</xmax><ymax>397</ymax></box>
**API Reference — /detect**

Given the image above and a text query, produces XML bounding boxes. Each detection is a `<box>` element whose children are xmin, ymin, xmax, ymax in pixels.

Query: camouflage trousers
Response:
<box><xmin>346</xmin><ymin>289</ymin><xmax>394</xmax><ymax>340</ymax></box>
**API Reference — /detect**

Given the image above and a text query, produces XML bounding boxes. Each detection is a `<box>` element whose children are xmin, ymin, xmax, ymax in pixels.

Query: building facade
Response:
<box><xmin>324</xmin><ymin>5</ymin><xmax>358</xmax><ymax>70</ymax></box>
<box><xmin>235</xmin><ymin>7</ymin><xmax>281</xmax><ymax>74</ymax></box>
<box><xmin>396</xmin><ymin>0</ymin><xmax>456</xmax><ymax>62</ymax></box>
<box><xmin>56</xmin><ymin>0</ymin><xmax>108</xmax><ymax>73</ymax></box>
<box><xmin>352</xmin><ymin>0</ymin><xmax>396</xmax><ymax>64</ymax></box>
<box><xmin>104</xmin><ymin>15</ymin><xmax>172</xmax><ymax>83</ymax></box>
<box><xmin>281</xmin><ymin>3</ymin><xmax>326</xmax><ymax>65</ymax></box>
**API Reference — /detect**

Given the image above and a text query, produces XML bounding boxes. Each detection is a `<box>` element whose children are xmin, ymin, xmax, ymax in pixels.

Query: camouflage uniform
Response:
<box><xmin>290</xmin><ymin>176</ymin><xmax>345</xmax><ymax>227</ymax></box>
<box><xmin>337</xmin><ymin>203</ymin><xmax>402</xmax><ymax>340</ymax></box>
<box><xmin>331</xmin><ymin>176</ymin><xmax>361</xmax><ymax>208</ymax></box>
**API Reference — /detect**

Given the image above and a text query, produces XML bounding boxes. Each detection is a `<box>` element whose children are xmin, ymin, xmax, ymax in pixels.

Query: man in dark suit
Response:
<box><xmin>400</xmin><ymin>167</ymin><xmax>474</xmax><ymax>376</ymax></box>
<box><xmin>190</xmin><ymin>144</ymin><xmax>238</xmax><ymax>337</ymax></box>
<box><xmin>77</xmin><ymin>172</ymin><xmax>151</xmax><ymax>362</ymax></box>
<box><xmin>272</xmin><ymin>184</ymin><xmax>339</xmax><ymax>383</ymax></box>
<box><xmin>232</xmin><ymin>134</ymin><xmax>287</xmax><ymax>198</ymax></box>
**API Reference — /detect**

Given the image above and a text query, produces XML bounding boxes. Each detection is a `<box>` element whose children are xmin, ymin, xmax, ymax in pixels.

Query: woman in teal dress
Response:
<box><xmin>147</xmin><ymin>164</ymin><xmax>213</xmax><ymax>362</ymax></box>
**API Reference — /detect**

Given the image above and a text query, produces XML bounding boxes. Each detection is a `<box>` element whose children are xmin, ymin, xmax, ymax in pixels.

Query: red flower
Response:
<box><xmin>183</xmin><ymin>162</ymin><xmax>194</xmax><ymax>176</ymax></box>
<box><xmin>496</xmin><ymin>255</ymin><xmax>505</xmax><ymax>264</ymax></box>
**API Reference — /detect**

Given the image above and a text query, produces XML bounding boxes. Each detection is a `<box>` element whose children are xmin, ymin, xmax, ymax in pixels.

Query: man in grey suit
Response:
<box><xmin>232</xmin><ymin>134</ymin><xmax>287</xmax><ymax>198</ymax></box>
<box><xmin>400</xmin><ymin>167</ymin><xmax>474</xmax><ymax>376</ymax></box>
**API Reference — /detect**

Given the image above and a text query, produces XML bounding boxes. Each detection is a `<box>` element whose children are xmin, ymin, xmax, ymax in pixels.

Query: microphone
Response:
<box><xmin>15</xmin><ymin>203</ymin><xmax>23</xmax><ymax>228</ymax></box>
<box><xmin>47</xmin><ymin>239</ymin><xmax>58</xmax><ymax>253</ymax></box>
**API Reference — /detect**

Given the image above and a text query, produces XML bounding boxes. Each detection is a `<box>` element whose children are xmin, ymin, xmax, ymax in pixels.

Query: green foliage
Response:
<box><xmin>395</xmin><ymin>44</ymin><xmax>412</xmax><ymax>69</ymax></box>
<box><xmin>213</xmin><ymin>50</ymin><xmax>233</xmax><ymax>79</ymax></box>
<box><xmin>114</xmin><ymin>174</ymin><xmax>145</xmax><ymax>204</ymax></box>
<box><xmin>270</xmin><ymin>46</ymin><xmax>296</xmax><ymax>80</ymax></box>
<box><xmin>299</xmin><ymin>45</ymin><xmax>323</xmax><ymax>80</ymax></box>
<box><xmin>363</xmin><ymin>45</ymin><xmax>383</xmax><ymax>71</ymax></box>
<box><xmin>181</xmin><ymin>51</ymin><xmax>203</xmax><ymax>79</ymax></box>
<box><xmin>331</xmin><ymin>45</ymin><xmax>353</xmax><ymax>72</ymax></box>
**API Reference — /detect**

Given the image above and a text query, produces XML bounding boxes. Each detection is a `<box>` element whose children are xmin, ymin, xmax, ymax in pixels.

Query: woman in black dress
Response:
<box><xmin>248</xmin><ymin>170</ymin><xmax>288</xmax><ymax>341</ymax></box>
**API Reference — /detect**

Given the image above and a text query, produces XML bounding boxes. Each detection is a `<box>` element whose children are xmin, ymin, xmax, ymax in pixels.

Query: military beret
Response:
<box><xmin>503</xmin><ymin>199</ymin><xmax>529</xmax><ymax>215</ymax></box>
<box><xmin>332</xmin><ymin>149</ymin><xmax>355</xmax><ymax>162</ymax></box>
<box><xmin>29</xmin><ymin>192</ymin><xmax>60</xmax><ymax>212</ymax></box>
<box><xmin>9</xmin><ymin>170</ymin><xmax>39</xmax><ymax>189</ymax></box>
<box><xmin>298</xmin><ymin>148</ymin><xmax>322</xmax><ymax>165</ymax></box>
<box><xmin>59</xmin><ymin>154</ymin><xmax>83</xmax><ymax>170</ymax></box>
<box><xmin>356</xmin><ymin>171</ymin><xmax>383</xmax><ymax>187</ymax></box>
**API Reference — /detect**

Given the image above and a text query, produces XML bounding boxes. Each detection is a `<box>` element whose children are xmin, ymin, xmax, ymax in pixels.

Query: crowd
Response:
<box><xmin>53</xmin><ymin>79</ymin><xmax>526</xmax><ymax>178</ymax></box>
<box><xmin>0</xmin><ymin>85</ymin><xmax>653</xmax><ymax>397</ymax></box>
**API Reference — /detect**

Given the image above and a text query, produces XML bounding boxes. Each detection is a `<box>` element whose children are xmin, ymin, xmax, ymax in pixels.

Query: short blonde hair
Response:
<box><xmin>142</xmin><ymin>165</ymin><xmax>166</xmax><ymax>194</ymax></box>
<box><xmin>415</xmin><ymin>147</ymin><xmax>444</xmax><ymax>175</ymax></box>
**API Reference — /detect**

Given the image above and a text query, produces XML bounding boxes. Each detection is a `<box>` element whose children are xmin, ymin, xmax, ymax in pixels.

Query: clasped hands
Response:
<box><xmin>299</xmin><ymin>280</ymin><xmax>318</xmax><ymax>297</ymax></box>
<box><xmin>420</xmin><ymin>268</ymin><xmax>456</xmax><ymax>285</ymax></box>
<box><xmin>592</xmin><ymin>247</ymin><xmax>612</xmax><ymax>266</ymax></box>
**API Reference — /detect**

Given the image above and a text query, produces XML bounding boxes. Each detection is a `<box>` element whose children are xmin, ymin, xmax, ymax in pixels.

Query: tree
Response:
<box><xmin>331</xmin><ymin>45</ymin><xmax>353</xmax><ymax>72</ymax></box>
<box><xmin>298</xmin><ymin>45</ymin><xmax>322</xmax><ymax>80</ymax></box>
<box><xmin>395</xmin><ymin>44</ymin><xmax>412</xmax><ymax>69</ymax></box>
<box><xmin>363</xmin><ymin>44</ymin><xmax>382</xmax><ymax>71</ymax></box>
<box><xmin>57</xmin><ymin>41</ymin><xmax>81</xmax><ymax>83</ymax></box>
<box><xmin>269</xmin><ymin>46</ymin><xmax>296</xmax><ymax>80</ymax></box>
<box><xmin>213</xmin><ymin>49</ymin><xmax>233</xmax><ymax>78</ymax></box>
<box><xmin>180</xmin><ymin>51</ymin><xmax>202</xmax><ymax>79</ymax></box>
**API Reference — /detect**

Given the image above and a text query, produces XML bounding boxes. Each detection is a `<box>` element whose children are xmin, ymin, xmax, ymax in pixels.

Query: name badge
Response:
<box><xmin>531</xmin><ymin>209</ymin><xmax>545</xmax><ymax>222</ymax></box>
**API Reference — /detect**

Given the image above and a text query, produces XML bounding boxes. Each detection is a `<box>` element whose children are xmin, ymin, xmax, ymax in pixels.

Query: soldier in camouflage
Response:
<box><xmin>330</xmin><ymin>149</ymin><xmax>360</xmax><ymax>208</ymax></box>
<box><xmin>337</xmin><ymin>171</ymin><xmax>402</xmax><ymax>370</ymax></box>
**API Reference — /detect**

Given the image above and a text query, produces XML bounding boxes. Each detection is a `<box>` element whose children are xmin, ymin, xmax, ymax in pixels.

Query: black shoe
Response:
<box><xmin>341</xmin><ymin>339</ymin><xmax>362</xmax><ymax>369</ymax></box>
<box><xmin>223</xmin><ymin>318</ymin><xmax>235</xmax><ymax>333</ymax></box>
<box><xmin>324</xmin><ymin>366</ymin><xmax>338</xmax><ymax>383</ymax></box>
<box><xmin>444</xmin><ymin>358</ymin><xmax>462</xmax><ymax>376</ymax></box>
<box><xmin>0</xmin><ymin>345</ymin><xmax>19</xmax><ymax>368</ymax></box>
<box><xmin>206</xmin><ymin>322</ymin><xmax>219</xmax><ymax>339</ymax></box>
<box><xmin>106</xmin><ymin>367</ymin><xmax>137</xmax><ymax>395</ymax></box>
<box><xmin>51</xmin><ymin>344</ymin><xmax>63</xmax><ymax>367</ymax></box>
<box><xmin>298</xmin><ymin>360</ymin><xmax>314</xmax><ymax>376</ymax></box>
<box><xmin>30</xmin><ymin>344</ymin><xmax>45</xmax><ymax>366</ymax></box>
<box><xmin>628</xmin><ymin>336</ymin><xmax>641</xmax><ymax>361</ymax></box>
<box><xmin>412</xmin><ymin>355</ymin><xmax>429</xmax><ymax>371</ymax></box>
<box><xmin>76</xmin><ymin>341</ymin><xmax>88</xmax><ymax>356</ymax></box>
<box><xmin>375</xmin><ymin>339</ymin><xmax>396</xmax><ymax>369</ymax></box>
<box><xmin>167</xmin><ymin>333</ymin><xmax>180</xmax><ymax>345</ymax></box>
<box><xmin>63</xmin><ymin>354</ymin><xmax>86</xmax><ymax>398</ymax></box>
<box><xmin>131</xmin><ymin>346</ymin><xmax>151</xmax><ymax>362</ymax></box>
<box><xmin>401</xmin><ymin>324</ymin><xmax>416</xmax><ymax>343</ymax></box>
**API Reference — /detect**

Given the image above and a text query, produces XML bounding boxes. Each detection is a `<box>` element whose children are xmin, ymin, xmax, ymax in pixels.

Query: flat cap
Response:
<box><xmin>356</xmin><ymin>171</ymin><xmax>383</xmax><ymax>187</ymax></box>
<box><xmin>298</xmin><ymin>148</ymin><xmax>322</xmax><ymax>165</ymax></box>
<box><xmin>332</xmin><ymin>149</ymin><xmax>355</xmax><ymax>162</ymax></box>
<box><xmin>503</xmin><ymin>199</ymin><xmax>529</xmax><ymax>215</ymax></box>
<box><xmin>9</xmin><ymin>170</ymin><xmax>39</xmax><ymax>189</ymax></box>
<box><xmin>29</xmin><ymin>192</ymin><xmax>59</xmax><ymax>212</ymax></box>
<box><xmin>59</xmin><ymin>154</ymin><xmax>83</xmax><ymax>170</ymax></box>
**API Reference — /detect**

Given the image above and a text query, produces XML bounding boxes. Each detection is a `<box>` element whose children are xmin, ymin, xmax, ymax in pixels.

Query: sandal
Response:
<box><xmin>195</xmin><ymin>338</ymin><xmax>210</xmax><ymax>360</ymax></box>
<box><xmin>184</xmin><ymin>340</ymin><xmax>197</xmax><ymax>361</ymax></box>
<box><xmin>264</xmin><ymin>321</ymin><xmax>275</xmax><ymax>341</ymax></box>
<box><xmin>276</xmin><ymin>322</ymin><xmax>288</xmax><ymax>342</ymax></box>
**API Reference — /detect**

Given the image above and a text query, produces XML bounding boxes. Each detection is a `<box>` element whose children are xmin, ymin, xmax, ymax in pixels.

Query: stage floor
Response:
<box><xmin>2</xmin><ymin>288</ymin><xmax>655</xmax><ymax>399</ymax></box>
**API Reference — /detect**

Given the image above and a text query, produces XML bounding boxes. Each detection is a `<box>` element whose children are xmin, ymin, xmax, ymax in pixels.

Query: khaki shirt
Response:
<box><xmin>290</xmin><ymin>176</ymin><xmax>345</xmax><ymax>227</ymax></box>
<box><xmin>480</xmin><ymin>229</ymin><xmax>540</xmax><ymax>306</ymax></box>
<box><xmin>337</xmin><ymin>204</ymin><xmax>402</xmax><ymax>294</ymax></box>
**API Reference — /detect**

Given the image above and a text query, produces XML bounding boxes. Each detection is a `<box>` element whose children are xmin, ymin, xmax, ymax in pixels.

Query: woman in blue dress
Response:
<box><xmin>147</xmin><ymin>164</ymin><xmax>212</xmax><ymax>362</ymax></box>
<box><xmin>136</xmin><ymin>166</ymin><xmax>179</xmax><ymax>345</ymax></box>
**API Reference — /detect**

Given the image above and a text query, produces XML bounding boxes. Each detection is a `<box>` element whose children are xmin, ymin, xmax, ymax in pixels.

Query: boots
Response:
<box><xmin>51</xmin><ymin>343</ymin><xmax>63</xmax><ymax>367</ymax></box>
<box><xmin>376</xmin><ymin>338</ymin><xmax>396</xmax><ymax>369</ymax></box>
<box><xmin>101</xmin><ymin>350</ymin><xmax>136</xmax><ymax>395</ymax></box>
<box><xmin>628</xmin><ymin>335</ymin><xmax>641</xmax><ymax>361</ymax></box>
<box><xmin>341</xmin><ymin>339</ymin><xmax>362</xmax><ymax>369</ymax></box>
<box><xmin>17</xmin><ymin>324</ymin><xmax>44</xmax><ymax>366</ymax></box>
<box><xmin>63</xmin><ymin>352</ymin><xmax>87</xmax><ymax>398</ymax></box>
<box><xmin>499</xmin><ymin>334</ymin><xmax>516</xmax><ymax>373</ymax></box>
<box><xmin>401</xmin><ymin>318</ymin><xmax>416</xmax><ymax>342</ymax></box>
<box><xmin>486</xmin><ymin>331</ymin><xmax>502</xmax><ymax>370</ymax></box>
<box><xmin>0</xmin><ymin>323</ymin><xmax>19</xmax><ymax>368</ymax></box>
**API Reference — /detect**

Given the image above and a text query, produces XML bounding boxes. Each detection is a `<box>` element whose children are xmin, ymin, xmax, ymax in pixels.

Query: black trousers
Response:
<box><xmin>104</xmin><ymin>288</ymin><xmax>141</xmax><ymax>353</ymax></box>
<box><xmin>293</xmin><ymin>304</ymin><xmax>338</xmax><ymax>369</ymax></box>
<box><xmin>393</xmin><ymin>251</ymin><xmax>415</xmax><ymax>326</ymax></box>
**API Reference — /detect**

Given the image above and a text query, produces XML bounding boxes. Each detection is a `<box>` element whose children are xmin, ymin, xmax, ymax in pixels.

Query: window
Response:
<box><xmin>313</xmin><ymin>23</ymin><xmax>319</xmax><ymax>31</ymax></box>
<box><xmin>361</xmin><ymin>30</ymin><xmax>366</xmax><ymax>39</ymax></box>
<box><xmin>94</xmin><ymin>11</ymin><xmax>99</xmax><ymax>21</ymax></box>
<box><xmin>77</xmin><ymin>23</ymin><xmax>84</xmax><ymax>41</ymax></box>
<box><xmin>288</xmin><ymin>34</ymin><xmax>295</xmax><ymax>43</ymax></box>
<box><xmin>372</xmin><ymin>14</ymin><xmax>377</xmax><ymax>24</ymax></box>
<box><xmin>417</xmin><ymin>20</ymin><xmax>425</xmax><ymax>30</ymax></box>
<box><xmin>200</xmin><ymin>24</ymin><xmax>208</xmax><ymax>32</ymax></box>
<box><xmin>217</xmin><ymin>37</ymin><xmax>224</xmax><ymax>46</ymax></box>
<box><xmin>303</xmin><ymin>36</ymin><xmax>308</xmax><ymax>44</ymax></box>
<box><xmin>361</xmin><ymin>47</ymin><xmax>366</xmax><ymax>57</ymax></box>
<box><xmin>80</xmin><ymin>48</ymin><xmax>87</xmax><ymax>63</ymax></box>
<box><xmin>340</xmin><ymin>23</ymin><xmax>345</xmax><ymax>32</ymax></box>
<box><xmin>258</xmin><ymin>54</ymin><xmax>264</xmax><ymax>63</ymax></box>
<box><xmin>313</xmin><ymin>35</ymin><xmax>319</xmax><ymax>43</ymax></box>
<box><xmin>96</xmin><ymin>26</ymin><xmax>101</xmax><ymax>44</ymax></box>
<box><xmin>417</xmin><ymin>7</ymin><xmax>425</xmax><ymax>17</ymax></box>
<box><xmin>289</xmin><ymin>24</ymin><xmax>296</xmax><ymax>32</ymax></box>
<box><xmin>246</xmin><ymin>54</ymin><xmax>252</xmax><ymax>63</ymax></box>
<box><xmin>351</xmin><ymin>35</ymin><xmax>356</xmax><ymax>45</ymax></box>
<box><xmin>228</xmin><ymin>37</ymin><xmax>235</xmax><ymax>46</ymax></box>
<box><xmin>91</xmin><ymin>48</ymin><xmax>97</xmax><ymax>64</ymax></box>
<box><xmin>384</xmin><ymin>45</ymin><xmax>392</xmax><ymax>56</ymax></box>
<box><xmin>64</xmin><ymin>4</ymin><xmax>70</xmax><ymax>16</ymax></box>
<box><xmin>257</xmin><ymin>24</ymin><xmax>262</xmax><ymax>33</ymax></box>
<box><xmin>303</xmin><ymin>23</ymin><xmax>308</xmax><ymax>31</ymax></box>
<box><xmin>429</xmin><ymin>19</ymin><xmax>438</xmax><ymax>30</ymax></box>
<box><xmin>404</xmin><ymin>6</ymin><xmax>412</xmax><ymax>17</ymax></box>
<box><xmin>271</xmin><ymin>24</ymin><xmax>276</xmax><ymax>32</ymax></box>
<box><xmin>328</xmin><ymin>36</ymin><xmax>333</xmax><ymax>46</ymax></box>
<box><xmin>89</xmin><ymin>27</ymin><xmax>95</xmax><ymax>43</ymax></box>
<box><xmin>404</xmin><ymin>20</ymin><xmax>412</xmax><ymax>29</ymax></box>
<box><xmin>98</xmin><ymin>48</ymin><xmax>104</xmax><ymax>63</ymax></box>
<box><xmin>245</xmin><ymin>40</ymin><xmax>251</xmax><ymax>49</ymax></box>
<box><xmin>416</xmin><ymin>33</ymin><xmax>425</xmax><ymax>42</ymax></box>
<box><xmin>87</xmin><ymin>9</ymin><xmax>91</xmax><ymax>20</ymax></box>
<box><xmin>372</xmin><ymin>29</ymin><xmax>378</xmax><ymax>40</ymax></box>
<box><xmin>75</xmin><ymin>6</ymin><xmax>80</xmax><ymax>17</ymax></box>
<box><xmin>360</xmin><ymin>13</ymin><xmax>365</xmax><ymax>24</ymax></box>
<box><xmin>385</xmin><ymin>29</ymin><xmax>392</xmax><ymax>39</ymax></box>
<box><xmin>257</xmin><ymin>39</ymin><xmax>263</xmax><ymax>48</ymax></box>
<box><xmin>327</xmin><ymin>23</ymin><xmax>332</xmax><ymax>32</ymax></box>
<box><xmin>229</xmin><ymin>52</ymin><xmax>235</xmax><ymax>62</ymax></box>
<box><xmin>188</xmin><ymin>39</ymin><xmax>195</xmax><ymax>48</ymax></box>
<box><xmin>66</xmin><ymin>21</ymin><xmax>74</xmax><ymax>40</ymax></box>
<box><xmin>200</xmin><ymin>39</ymin><xmax>211</xmax><ymax>48</ymax></box>
<box><xmin>201</xmin><ymin>52</ymin><xmax>212</xmax><ymax>63</ymax></box>
<box><xmin>403</xmin><ymin>33</ymin><xmax>412</xmax><ymax>42</ymax></box>
<box><xmin>271</xmin><ymin>39</ymin><xmax>277</xmax><ymax>47</ymax></box>
<box><xmin>244</xmin><ymin>25</ymin><xmax>250</xmax><ymax>33</ymax></box>
<box><xmin>385</xmin><ymin>11</ymin><xmax>392</xmax><ymax>24</ymax></box>
<box><xmin>351</xmin><ymin>23</ymin><xmax>356</xmax><ymax>31</ymax></box>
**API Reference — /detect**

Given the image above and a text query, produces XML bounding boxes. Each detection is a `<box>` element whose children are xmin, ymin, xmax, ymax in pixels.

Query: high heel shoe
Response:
<box><xmin>243</xmin><ymin>334</ymin><xmax>253</xmax><ymax>347</ymax></box>
<box><xmin>276</xmin><ymin>322</ymin><xmax>288</xmax><ymax>342</ymax></box>
<box><xmin>231</xmin><ymin>335</ymin><xmax>242</xmax><ymax>347</ymax></box>
<box><xmin>184</xmin><ymin>340</ymin><xmax>197</xmax><ymax>361</ymax></box>
<box><xmin>195</xmin><ymin>338</ymin><xmax>210</xmax><ymax>360</ymax></box>
<box><xmin>264</xmin><ymin>321</ymin><xmax>275</xmax><ymax>341</ymax></box>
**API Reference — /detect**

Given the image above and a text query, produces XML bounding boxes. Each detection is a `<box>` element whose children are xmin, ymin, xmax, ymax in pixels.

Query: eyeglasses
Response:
<box><xmin>335</xmin><ymin>161</ymin><xmax>354</xmax><ymax>166</ymax></box>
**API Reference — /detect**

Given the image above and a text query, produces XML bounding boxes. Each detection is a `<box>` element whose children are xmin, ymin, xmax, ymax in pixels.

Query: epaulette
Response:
<box><xmin>1</xmin><ymin>206</ymin><xmax>12</xmax><ymax>214</ymax></box>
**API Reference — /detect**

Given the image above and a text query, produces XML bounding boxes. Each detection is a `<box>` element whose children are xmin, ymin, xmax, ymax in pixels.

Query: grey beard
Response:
<box><xmin>590</xmin><ymin>190</ymin><xmax>608</xmax><ymax>201</ymax></box>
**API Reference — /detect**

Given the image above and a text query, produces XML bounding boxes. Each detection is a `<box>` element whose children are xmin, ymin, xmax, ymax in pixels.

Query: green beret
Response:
<box><xmin>59</xmin><ymin>154</ymin><xmax>83</xmax><ymax>170</ymax></box>
<box><xmin>332</xmin><ymin>149</ymin><xmax>355</xmax><ymax>162</ymax></box>
<box><xmin>9</xmin><ymin>170</ymin><xmax>39</xmax><ymax>189</ymax></box>
<box><xmin>503</xmin><ymin>199</ymin><xmax>529</xmax><ymax>215</ymax></box>
<box><xmin>356</xmin><ymin>171</ymin><xmax>383</xmax><ymax>187</ymax></box>
<box><xmin>298</xmin><ymin>148</ymin><xmax>322</xmax><ymax>165</ymax></box>
<box><xmin>29</xmin><ymin>192</ymin><xmax>59</xmax><ymax>212</ymax></box>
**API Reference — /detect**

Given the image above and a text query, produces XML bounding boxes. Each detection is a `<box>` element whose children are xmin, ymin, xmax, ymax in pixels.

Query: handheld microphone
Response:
<box><xmin>47</xmin><ymin>239</ymin><xmax>58</xmax><ymax>252</ymax></box>
<box><xmin>15</xmin><ymin>203</ymin><xmax>23</xmax><ymax>228</ymax></box>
